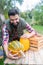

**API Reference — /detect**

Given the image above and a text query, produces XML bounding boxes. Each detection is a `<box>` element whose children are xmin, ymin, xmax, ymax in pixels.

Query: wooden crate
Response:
<box><xmin>30</xmin><ymin>36</ymin><xmax>43</xmax><ymax>51</ymax></box>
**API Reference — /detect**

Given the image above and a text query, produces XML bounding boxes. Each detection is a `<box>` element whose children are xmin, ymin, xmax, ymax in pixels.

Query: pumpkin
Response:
<box><xmin>8</xmin><ymin>30</ymin><xmax>30</xmax><ymax>56</ymax></box>
<box><xmin>8</xmin><ymin>40</ymin><xmax>24</xmax><ymax>56</ymax></box>
<box><xmin>19</xmin><ymin>30</ymin><xmax>30</xmax><ymax>51</ymax></box>
<box><xmin>20</xmin><ymin>38</ymin><xmax>30</xmax><ymax>51</ymax></box>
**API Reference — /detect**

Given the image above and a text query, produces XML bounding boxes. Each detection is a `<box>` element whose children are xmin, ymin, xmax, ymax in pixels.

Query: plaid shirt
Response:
<box><xmin>2</xmin><ymin>23</ymin><xmax>35</xmax><ymax>45</ymax></box>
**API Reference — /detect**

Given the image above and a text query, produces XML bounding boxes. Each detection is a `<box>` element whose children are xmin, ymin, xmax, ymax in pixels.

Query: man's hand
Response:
<box><xmin>6</xmin><ymin>51</ymin><xmax>21</xmax><ymax>60</ymax></box>
<box><xmin>21</xmin><ymin>31</ymin><xmax>35</xmax><ymax>38</ymax></box>
<box><xmin>21</xmin><ymin>33</ymin><xmax>30</xmax><ymax>38</ymax></box>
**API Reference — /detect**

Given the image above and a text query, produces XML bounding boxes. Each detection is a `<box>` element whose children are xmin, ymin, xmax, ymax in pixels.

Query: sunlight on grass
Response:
<box><xmin>32</xmin><ymin>25</ymin><xmax>43</xmax><ymax>34</ymax></box>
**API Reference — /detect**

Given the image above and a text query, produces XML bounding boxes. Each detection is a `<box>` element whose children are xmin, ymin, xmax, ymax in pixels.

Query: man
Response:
<box><xmin>2</xmin><ymin>7</ymin><xmax>36</xmax><ymax>60</ymax></box>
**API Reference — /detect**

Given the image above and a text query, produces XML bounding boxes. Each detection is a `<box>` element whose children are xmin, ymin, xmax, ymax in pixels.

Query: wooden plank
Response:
<box><xmin>38</xmin><ymin>49</ymin><xmax>43</xmax><ymax>63</ymax></box>
<box><xmin>4</xmin><ymin>49</ymin><xmax>43</xmax><ymax>65</ymax></box>
<box><xmin>28</xmin><ymin>50</ymin><xmax>36</xmax><ymax>64</ymax></box>
<box><xmin>4</xmin><ymin>58</ymin><xmax>16</xmax><ymax>64</ymax></box>
<box><xmin>34</xmin><ymin>50</ymin><xmax>43</xmax><ymax>64</ymax></box>
<box><xmin>22</xmin><ymin>51</ymin><xmax>29</xmax><ymax>64</ymax></box>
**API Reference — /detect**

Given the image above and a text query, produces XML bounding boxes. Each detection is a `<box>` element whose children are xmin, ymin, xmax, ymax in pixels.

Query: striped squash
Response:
<box><xmin>8</xmin><ymin>40</ymin><xmax>24</xmax><ymax>55</ymax></box>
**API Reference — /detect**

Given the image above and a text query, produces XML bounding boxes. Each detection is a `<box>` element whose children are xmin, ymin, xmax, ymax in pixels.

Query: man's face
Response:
<box><xmin>9</xmin><ymin>14</ymin><xmax>19</xmax><ymax>26</ymax></box>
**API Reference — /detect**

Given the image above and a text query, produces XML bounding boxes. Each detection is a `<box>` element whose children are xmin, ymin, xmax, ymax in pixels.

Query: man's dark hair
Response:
<box><xmin>8</xmin><ymin>7</ymin><xmax>20</xmax><ymax>16</ymax></box>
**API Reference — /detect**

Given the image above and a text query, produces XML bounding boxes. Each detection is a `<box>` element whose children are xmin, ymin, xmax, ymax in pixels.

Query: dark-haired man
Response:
<box><xmin>2</xmin><ymin>7</ymin><xmax>36</xmax><ymax>60</ymax></box>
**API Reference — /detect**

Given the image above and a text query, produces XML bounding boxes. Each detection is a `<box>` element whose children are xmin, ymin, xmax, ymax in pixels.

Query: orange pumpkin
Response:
<box><xmin>20</xmin><ymin>38</ymin><xmax>30</xmax><ymax>51</ymax></box>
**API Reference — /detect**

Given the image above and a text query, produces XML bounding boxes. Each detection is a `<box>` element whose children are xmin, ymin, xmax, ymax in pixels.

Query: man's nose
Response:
<box><xmin>17</xmin><ymin>19</ymin><xmax>19</xmax><ymax>22</ymax></box>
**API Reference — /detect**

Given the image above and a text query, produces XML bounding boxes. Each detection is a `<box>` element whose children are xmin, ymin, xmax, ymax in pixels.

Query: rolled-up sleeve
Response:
<box><xmin>2</xmin><ymin>24</ymin><xmax>9</xmax><ymax>45</ymax></box>
<box><xmin>26</xmin><ymin>23</ymin><xmax>35</xmax><ymax>33</ymax></box>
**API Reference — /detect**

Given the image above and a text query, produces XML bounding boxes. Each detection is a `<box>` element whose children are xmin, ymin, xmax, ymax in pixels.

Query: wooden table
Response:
<box><xmin>4</xmin><ymin>48</ymin><xmax>43</xmax><ymax>65</ymax></box>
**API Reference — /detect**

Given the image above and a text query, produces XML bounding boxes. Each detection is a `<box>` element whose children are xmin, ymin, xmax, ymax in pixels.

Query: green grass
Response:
<box><xmin>32</xmin><ymin>25</ymin><xmax>43</xmax><ymax>34</ymax></box>
<box><xmin>0</xmin><ymin>59</ymin><xmax>4</xmax><ymax>65</ymax></box>
<box><xmin>0</xmin><ymin>58</ymin><xmax>16</xmax><ymax>65</ymax></box>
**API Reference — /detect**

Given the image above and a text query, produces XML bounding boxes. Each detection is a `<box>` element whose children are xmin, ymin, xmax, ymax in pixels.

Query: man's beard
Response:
<box><xmin>11</xmin><ymin>22</ymin><xmax>19</xmax><ymax>28</ymax></box>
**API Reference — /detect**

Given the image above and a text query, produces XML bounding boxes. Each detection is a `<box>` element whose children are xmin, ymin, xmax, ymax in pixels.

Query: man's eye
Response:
<box><xmin>15</xmin><ymin>18</ymin><xmax>18</xmax><ymax>20</ymax></box>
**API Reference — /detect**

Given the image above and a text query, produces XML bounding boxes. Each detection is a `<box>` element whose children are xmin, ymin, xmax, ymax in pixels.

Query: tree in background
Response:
<box><xmin>0</xmin><ymin>0</ymin><xmax>23</xmax><ymax>18</ymax></box>
<box><xmin>20</xmin><ymin>10</ymin><xmax>32</xmax><ymax>24</ymax></box>
<box><xmin>33</xmin><ymin>1</ymin><xmax>43</xmax><ymax>25</ymax></box>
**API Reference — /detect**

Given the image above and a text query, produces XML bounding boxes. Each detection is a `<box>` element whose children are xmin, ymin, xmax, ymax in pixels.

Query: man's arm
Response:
<box><xmin>26</xmin><ymin>23</ymin><xmax>36</xmax><ymax>37</ymax></box>
<box><xmin>2</xmin><ymin>24</ymin><xmax>9</xmax><ymax>56</ymax></box>
<box><xmin>21</xmin><ymin>23</ymin><xmax>36</xmax><ymax>38</ymax></box>
<box><xmin>2</xmin><ymin>24</ymin><xmax>21</xmax><ymax>59</ymax></box>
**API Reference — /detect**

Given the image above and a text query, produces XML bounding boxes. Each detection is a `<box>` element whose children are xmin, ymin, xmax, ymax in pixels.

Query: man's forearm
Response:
<box><xmin>28</xmin><ymin>31</ymin><xmax>36</xmax><ymax>38</ymax></box>
<box><xmin>2</xmin><ymin>24</ymin><xmax>9</xmax><ymax>55</ymax></box>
